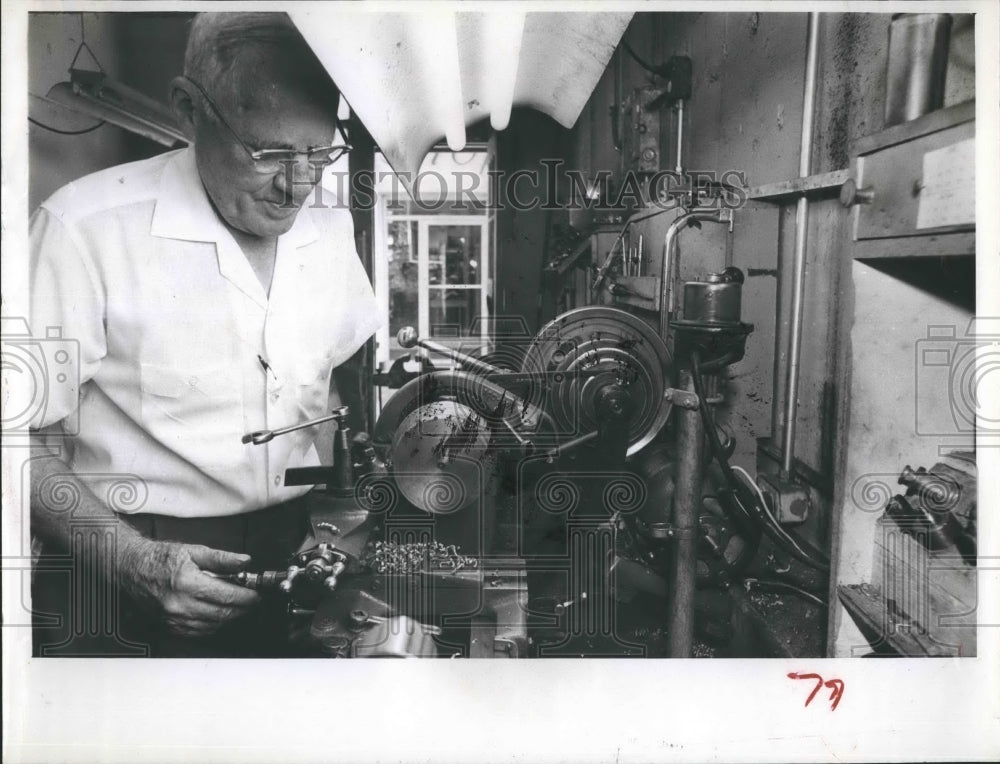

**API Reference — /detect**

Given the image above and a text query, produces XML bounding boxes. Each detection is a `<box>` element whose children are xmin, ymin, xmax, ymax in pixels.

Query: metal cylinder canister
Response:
<box><xmin>682</xmin><ymin>269</ymin><xmax>743</xmax><ymax>324</ymax></box>
<box><xmin>884</xmin><ymin>14</ymin><xmax>952</xmax><ymax>128</ymax></box>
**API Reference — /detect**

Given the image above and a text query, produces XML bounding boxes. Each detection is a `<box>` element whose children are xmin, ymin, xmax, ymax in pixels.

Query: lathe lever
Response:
<box><xmin>396</xmin><ymin>326</ymin><xmax>502</xmax><ymax>376</ymax></box>
<box><xmin>242</xmin><ymin>406</ymin><xmax>349</xmax><ymax>445</ymax></box>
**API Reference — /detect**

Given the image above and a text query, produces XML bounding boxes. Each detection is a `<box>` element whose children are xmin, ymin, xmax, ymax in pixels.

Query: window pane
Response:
<box><xmin>387</xmin><ymin>221</ymin><xmax>419</xmax><ymax>360</ymax></box>
<box><xmin>428</xmin><ymin>225</ymin><xmax>481</xmax><ymax>285</ymax></box>
<box><xmin>429</xmin><ymin>288</ymin><xmax>481</xmax><ymax>338</ymax></box>
<box><xmin>386</xmin><ymin>198</ymin><xmax>488</xmax><ymax>215</ymax></box>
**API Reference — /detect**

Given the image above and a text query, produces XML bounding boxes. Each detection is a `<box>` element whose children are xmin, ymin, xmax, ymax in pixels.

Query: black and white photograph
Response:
<box><xmin>2</xmin><ymin>2</ymin><xmax>998</xmax><ymax>762</ymax></box>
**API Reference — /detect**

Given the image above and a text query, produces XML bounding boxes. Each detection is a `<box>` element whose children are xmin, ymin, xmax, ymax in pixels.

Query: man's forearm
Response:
<box><xmin>29</xmin><ymin>437</ymin><xmax>149</xmax><ymax>572</ymax></box>
<box><xmin>28</xmin><ymin>436</ymin><xmax>261</xmax><ymax>638</ymax></box>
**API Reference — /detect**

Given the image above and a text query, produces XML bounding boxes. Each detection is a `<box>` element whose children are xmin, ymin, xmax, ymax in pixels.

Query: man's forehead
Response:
<box><xmin>233</xmin><ymin>88</ymin><xmax>340</xmax><ymax>148</ymax></box>
<box><xmin>206</xmin><ymin>38</ymin><xmax>332</xmax><ymax>105</ymax></box>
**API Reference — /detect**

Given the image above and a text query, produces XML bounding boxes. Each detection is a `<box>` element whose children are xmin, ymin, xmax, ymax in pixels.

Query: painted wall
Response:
<box><xmin>28</xmin><ymin>12</ymin><xmax>190</xmax><ymax>211</ymax></box>
<box><xmin>29</xmin><ymin>13</ymin><xmax>129</xmax><ymax>211</ymax></box>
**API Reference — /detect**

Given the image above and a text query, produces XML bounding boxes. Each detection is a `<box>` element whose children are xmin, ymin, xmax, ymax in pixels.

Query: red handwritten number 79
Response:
<box><xmin>787</xmin><ymin>672</ymin><xmax>845</xmax><ymax>711</ymax></box>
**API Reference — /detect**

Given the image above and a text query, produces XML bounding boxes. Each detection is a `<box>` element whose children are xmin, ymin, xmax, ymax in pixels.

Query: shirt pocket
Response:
<box><xmin>293</xmin><ymin>354</ymin><xmax>335</xmax><ymax>420</ymax></box>
<box><xmin>140</xmin><ymin>362</ymin><xmax>244</xmax><ymax>469</ymax></box>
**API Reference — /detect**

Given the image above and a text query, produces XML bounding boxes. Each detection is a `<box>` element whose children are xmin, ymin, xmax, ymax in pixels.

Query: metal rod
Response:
<box><xmin>725</xmin><ymin>216</ymin><xmax>735</xmax><ymax>268</ymax></box>
<box><xmin>543</xmin><ymin>430</ymin><xmax>599</xmax><ymax>459</ymax></box>
<box><xmin>242</xmin><ymin>407</ymin><xmax>347</xmax><ymax>445</ymax></box>
<box><xmin>781</xmin><ymin>12</ymin><xmax>821</xmax><ymax>476</ymax></box>
<box><xmin>658</xmin><ymin>209</ymin><xmax>730</xmax><ymax>340</ymax></box>
<box><xmin>501</xmin><ymin>419</ymin><xmax>531</xmax><ymax>449</ymax></box>
<box><xmin>675</xmin><ymin>99</ymin><xmax>684</xmax><ymax>174</ymax></box>
<box><xmin>396</xmin><ymin>327</ymin><xmax>503</xmax><ymax>377</ymax></box>
<box><xmin>667</xmin><ymin>369</ymin><xmax>704</xmax><ymax>658</ymax></box>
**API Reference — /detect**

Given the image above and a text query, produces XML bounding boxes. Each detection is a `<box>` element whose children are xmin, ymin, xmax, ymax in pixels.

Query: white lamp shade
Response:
<box><xmin>289</xmin><ymin>9</ymin><xmax>633</xmax><ymax>183</ymax></box>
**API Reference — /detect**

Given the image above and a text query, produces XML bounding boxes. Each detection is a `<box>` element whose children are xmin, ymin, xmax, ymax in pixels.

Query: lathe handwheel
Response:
<box><xmin>521</xmin><ymin>307</ymin><xmax>672</xmax><ymax>457</ymax></box>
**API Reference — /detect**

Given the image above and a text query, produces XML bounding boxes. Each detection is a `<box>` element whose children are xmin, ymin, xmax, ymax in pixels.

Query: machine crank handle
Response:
<box><xmin>396</xmin><ymin>327</ymin><xmax>502</xmax><ymax>376</ymax></box>
<box><xmin>542</xmin><ymin>430</ymin><xmax>599</xmax><ymax>461</ymax></box>
<box><xmin>242</xmin><ymin>406</ymin><xmax>349</xmax><ymax>445</ymax></box>
<box><xmin>500</xmin><ymin>419</ymin><xmax>534</xmax><ymax>451</ymax></box>
<box><xmin>323</xmin><ymin>560</ymin><xmax>347</xmax><ymax>592</ymax></box>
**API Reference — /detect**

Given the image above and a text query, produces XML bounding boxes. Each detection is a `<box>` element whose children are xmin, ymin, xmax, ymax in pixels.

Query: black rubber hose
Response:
<box><xmin>688</xmin><ymin>353</ymin><xmax>759</xmax><ymax>540</ymax></box>
<box><xmin>29</xmin><ymin>116</ymin><xmax>106</xmax><ymax>135</ymax></box>
<box><xmin>690</xmin><ymin>352</ymin><xmax>830</xmax><ymax>573</ymax></box>
<box><xmin>744</xmin><ymin>578</ymin><xmax>827</xmax><ymax>608</ymax></box>
<box><xmin>622</xmin><ymin>40</ymin><xmax>664</xmax><ymax>76</ymax></box>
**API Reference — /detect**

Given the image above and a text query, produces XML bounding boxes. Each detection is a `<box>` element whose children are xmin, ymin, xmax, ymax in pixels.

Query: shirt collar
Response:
<box><xmin>149</xmin><ymin>146</ymin><xmax>320</xmax><ymax>249</ymax></box>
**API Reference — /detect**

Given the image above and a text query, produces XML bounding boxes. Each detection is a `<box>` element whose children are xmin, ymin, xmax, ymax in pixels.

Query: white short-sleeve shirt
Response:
<box><xmin>29</xmin><ymin>147</ymin><xmax>382</xmax><ymax>517</ymax></box>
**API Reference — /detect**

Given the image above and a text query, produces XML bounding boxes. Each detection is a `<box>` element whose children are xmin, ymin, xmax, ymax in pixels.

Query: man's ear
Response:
<box><xmin>169</xmin><ymin>76</ymin><xmax>198</xmax><ymax>141</ymax></box>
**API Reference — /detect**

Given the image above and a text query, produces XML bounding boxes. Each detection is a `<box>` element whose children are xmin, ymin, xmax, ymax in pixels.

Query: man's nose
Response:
<box><xmin>273</xmin><ymin>156</ymin><xmax>323</xmax><ymax>203</ymax></box>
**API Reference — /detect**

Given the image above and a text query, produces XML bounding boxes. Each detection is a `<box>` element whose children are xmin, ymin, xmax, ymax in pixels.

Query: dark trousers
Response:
<box><xmin>32</xmin><ymin>498</ymin><xmax>310</xmax><ymax>658</ymax></box>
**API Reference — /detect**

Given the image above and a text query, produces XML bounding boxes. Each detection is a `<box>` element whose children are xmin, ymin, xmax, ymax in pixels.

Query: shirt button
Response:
<box><xmin>269</xmin><ymin>392</ymin><xmax>279</xmax><ymax>403</ymax></box>
<box><xmin>274</xmin><ymin>475</ymin><xmax>281</xmax><ymax>486</ymax></box>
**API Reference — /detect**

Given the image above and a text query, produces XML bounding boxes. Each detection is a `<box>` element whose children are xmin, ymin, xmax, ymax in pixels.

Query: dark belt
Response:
<box><xmin>121</xmin><ymin>495</ymin><xmax>311</xmax><ymax>571</ymax></box>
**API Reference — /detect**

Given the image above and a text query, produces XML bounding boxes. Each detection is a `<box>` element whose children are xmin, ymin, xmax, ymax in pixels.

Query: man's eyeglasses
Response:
<box><xmin>183</xmin><ymin>76</ymin><xmax>351</xmax><ymax>174</ymax></box>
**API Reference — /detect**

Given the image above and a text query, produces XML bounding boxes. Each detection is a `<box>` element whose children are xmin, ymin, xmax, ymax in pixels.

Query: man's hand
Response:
<box><xmin>119</xmin><ymin>538</ymin><xmax>261</xmax><ymax>637</ymax></box>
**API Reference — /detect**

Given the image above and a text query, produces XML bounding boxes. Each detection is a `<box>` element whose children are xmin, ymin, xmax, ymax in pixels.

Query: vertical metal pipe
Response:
<box><xmin>781</xmin><ymin>12</ymin><xmax>821</xmax><ymax>475</ymax></box>
<box><xmin>349</xmin><ymin>115</ymin><xmax>378</xmax><ymax>433</ymax></box>
<box><xmin>675</xmin><ymin>99</ymin><xmax>685</xmax><ymax>174</ymax></box>
<box><xmin>725</xmin><ymin>217</ymin><xmax>735</xmax><ymax>268</ymax></box>
<box><xmin>613</xmin><ymin>42</ymin><xmax>624</xmax><ymax>152</ymax></box>
<box><xmin>668</xmin><ymin>369</ymin><xmax>704</xmax><ymax>657</ymax></box>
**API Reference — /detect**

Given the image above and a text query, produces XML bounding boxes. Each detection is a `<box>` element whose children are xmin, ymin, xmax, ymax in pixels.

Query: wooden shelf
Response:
<box><xmin>851</xmin><ymin>233</ymin><xmax>975</xmax><ymax>260</ymax></box>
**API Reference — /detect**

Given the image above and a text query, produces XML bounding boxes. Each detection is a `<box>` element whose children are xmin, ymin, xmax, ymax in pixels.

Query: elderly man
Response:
<box><xmin>29</xmin><ymin>13</ymin><xmax>379</xmax><ymax>656</ymax></box>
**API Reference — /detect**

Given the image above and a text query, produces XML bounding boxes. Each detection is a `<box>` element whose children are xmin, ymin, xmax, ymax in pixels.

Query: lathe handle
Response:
<box><xmin>242</xmin><ymin>407</ymin><xmax>349</xmax><ymax>445</ymax></box>
<box><xmin>396</xmin><ymin>327</ymin><xmax>502</xmax><ymax>376</ymax></box>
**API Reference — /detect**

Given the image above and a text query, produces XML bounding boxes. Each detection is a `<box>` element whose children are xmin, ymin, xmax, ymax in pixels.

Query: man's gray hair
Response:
<box><xmin>184</xmin><ymin>12</ymin><xmax>339</xmax><ymax>113</ymax></box>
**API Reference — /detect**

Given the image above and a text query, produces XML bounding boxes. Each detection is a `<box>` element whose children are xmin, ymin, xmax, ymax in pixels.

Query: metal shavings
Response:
<box><xmin>692</xmin><ymin>642</ymin><xmax>716</xmax><ymax>658</ymax></box>
<box><xmin>363</xmin><ymin>540</ymin><xmax>479</xmax><ymax>575</ymax></box>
